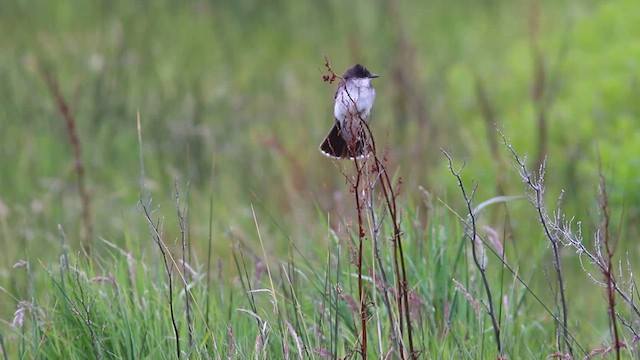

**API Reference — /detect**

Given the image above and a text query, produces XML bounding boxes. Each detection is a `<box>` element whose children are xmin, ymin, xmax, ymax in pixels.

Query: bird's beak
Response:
<box><xmin>370</xmin><ymin>74</ymin><xmax>380</xmax><ymax>79</ymax></box>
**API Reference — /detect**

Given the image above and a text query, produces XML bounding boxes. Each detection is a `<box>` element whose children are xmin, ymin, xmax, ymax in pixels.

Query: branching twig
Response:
<box><xmin>552</xmin><ymin>206</ymin><xmax>640</xmax><ymax>320</ymax></box>
<box><xmin>501</xmin><ymin>131</ymin><xmax>638</xmax><ymax>356</ymax></box>
<box><xmin>140</xmin><ymin>198</ymin><xmax>181</xmax><ymax>359</ymax></box>
<box><xmin>73</xmin><ymin>262</ymin><xmax>101</xmax><ymax>360</ymax></box>
<box><xmin>439</xmin><ymin>193</ymin><xmax>587</xmax><ymax>356</ymax></box>
<box><xmin>441</xmin><ymin>149</ymin><xmax>502</xmax><ymax>355</ymax></box>
<box><xmin>500</xmin><ymin>131</ymin><xmax>572</xmax><ymax>355</ymax></box>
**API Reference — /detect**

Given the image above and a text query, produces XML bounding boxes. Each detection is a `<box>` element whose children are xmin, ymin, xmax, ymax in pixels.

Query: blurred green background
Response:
<box><xmin>0</xmin><ymin>0</ymin><xmax>639</xmax><ymax>327</ymax></box>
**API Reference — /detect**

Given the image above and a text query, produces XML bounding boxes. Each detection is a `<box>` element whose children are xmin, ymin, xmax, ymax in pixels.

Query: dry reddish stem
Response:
<box><xmin>40</xmin><ymin>67</ymin><xmax>92</xmax><ymax>251</ymax></box>
<box><xmin>598</xmin><ymin>162</ymin><xmax>620</xmax><ymax>360</ymax></box>
<box><xmin>324</xmin><ymin>58</ymin><xmax>416</xmax><ymax>359</ymax></box>
<box><xmin>351</xmin><ymin>155</ymin><xmax>368</xmax><ymax>359</ymax></box>
<box><xmin>325</xmin><ymin>57</ymin><xmax>371</xmax><ymax>358</ymax></box>
<box><xmin>362</xmin><ymin>118</ymin><xmax>416</xmax><ymax>359</ymax></box>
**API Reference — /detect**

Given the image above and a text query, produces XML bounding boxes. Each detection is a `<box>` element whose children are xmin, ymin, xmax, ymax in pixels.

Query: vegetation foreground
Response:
<box><xmin>2</xmin><ymin>129</ymin><xmax>639</xmax><ymax>359</ymax></box>
<box><xmin>1</xmin><ymin>0</ymin><xmax>640</xmax><ymax>359</ymax></box>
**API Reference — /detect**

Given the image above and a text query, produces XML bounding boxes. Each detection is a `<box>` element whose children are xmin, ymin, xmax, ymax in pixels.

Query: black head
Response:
<box><xmin>342</xmin><ymin>64</ymin><xmax>379</xmax><ymax>80</ymax></box>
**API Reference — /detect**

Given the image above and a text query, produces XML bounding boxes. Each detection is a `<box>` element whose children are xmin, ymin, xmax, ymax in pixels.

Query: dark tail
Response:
<box><xmin>319</xmin><ymin>123</ymin><xmax>367</xmax><ymax>159</ymax></box>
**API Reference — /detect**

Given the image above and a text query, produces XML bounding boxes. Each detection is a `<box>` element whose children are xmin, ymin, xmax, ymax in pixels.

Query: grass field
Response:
<box><xmin>1</xmin><ymin>0</ymin><xmax>640</xmax><ymax>358</ymax></box>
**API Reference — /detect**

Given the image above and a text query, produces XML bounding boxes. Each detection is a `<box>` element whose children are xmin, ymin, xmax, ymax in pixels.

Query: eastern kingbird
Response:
<box><xmin>319</xmin><ymin>64</ymin><xmax>379</xmax><ymax>159</ymax></box>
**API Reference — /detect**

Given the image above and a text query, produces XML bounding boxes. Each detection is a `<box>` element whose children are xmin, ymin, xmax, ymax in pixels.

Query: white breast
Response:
<box><xmin>334</xmin><ymin>78</ymin><xmax>376</xmax><ymax>123</ymax></box>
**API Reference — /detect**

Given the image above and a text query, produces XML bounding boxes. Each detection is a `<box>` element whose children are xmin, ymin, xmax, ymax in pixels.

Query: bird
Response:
<box><xmin>319</xmin><ymin>64</ymin><xmax>379</xmax><ymax>159</ymax></box>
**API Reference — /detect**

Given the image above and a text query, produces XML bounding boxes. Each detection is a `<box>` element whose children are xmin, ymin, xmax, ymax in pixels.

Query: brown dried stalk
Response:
<box><xmin>40</xmin><ymin>67</ymin><xmax>92</xmax><ymax>251</ymax></box>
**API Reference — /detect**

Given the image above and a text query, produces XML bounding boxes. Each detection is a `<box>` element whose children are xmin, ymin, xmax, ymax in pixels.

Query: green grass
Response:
<box><xmin>0</xmin><ymin>198</ymin><xmax>554</xmax><ymax>358</ymax></box>
<box><xmin>3</xmin><ymin>183</ymin><xmax>634</xmax><ymax>358</ymax></box>
<box><xmin>1</xmin><ymin>0</ymin><xmax>640</xmax><ymax>358</ymax></box>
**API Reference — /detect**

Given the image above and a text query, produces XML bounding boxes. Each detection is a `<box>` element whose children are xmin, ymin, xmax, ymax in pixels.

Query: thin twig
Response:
<box><xmin>438</xmin><ymin>198</ymin><xmax>587</xmax><ymax>355</ymax></box>
<box><xmin>140</xmin><ymin>199</ymin><xmax>181</xmax><ymax>358</ymax></box>
<box><xmin>441</xmin><ymin>149</ymin><xmax>502</xmax><ymax>355</ymax></box>
<box><xmin>364</xmin><ymin>162</ymin><xmax>400</xmax><ymax>352</ymax></box>
<box><xmin>175</xmin><ymin>180</ymin><xmax>193</xmax><ymax>351</ymax></box>
<box><xmin>351</xmin><ymin>156</ymin><xmax>368</xmax><ymax>359</ymax></box>
<box><xmin>598</xmin><ymin>160</ymin><xmax>621</xmax><ymax>360</ymax></box>
<box><xmin>205</xmin><ymin>194</ymin><xmax>214</xmax><ymax>348</ymax></box>
<box><xmin>74</xmin><ymin>261</ymin><xmax>101</xmax><ymax>360</ymax></box>
<box><xmin>500</xmin><ymin>131</ymin><xmax>572</xmax><ymax>356</ymax></box>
